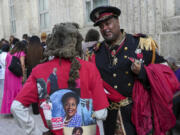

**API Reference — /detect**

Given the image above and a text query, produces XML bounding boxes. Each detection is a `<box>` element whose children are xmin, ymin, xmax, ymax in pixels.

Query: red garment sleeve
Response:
<box><xmin>89</xmin><ymin>64</ymin><xmax>109</xmax><ymax>111</ymax></box>
<box><xmin>15</xmin><ymin>73</ymin><xmax>38</xmax><ymax>107</ymax></box>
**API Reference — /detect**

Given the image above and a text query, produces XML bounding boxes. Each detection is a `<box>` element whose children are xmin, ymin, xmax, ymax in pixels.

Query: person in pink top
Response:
<box><xmin>0</xmin><ymin>41</ymin><xmax>26</xmax><ymax>115</ymax></box>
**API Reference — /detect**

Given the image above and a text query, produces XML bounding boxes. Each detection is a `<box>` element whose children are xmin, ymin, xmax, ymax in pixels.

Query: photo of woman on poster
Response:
<box><xmin>72</xmin><ymin>127</ymin><xmax>83</xmax><ymax>135</ymax></box>
<box><xmin>36</xmin><ymin>78</ymin><xmax>47</xmax><ymax>99</ymax></box>
<box><xmin>50</xmin><ymin>89</ymin><xmax>96</xmax><ymax>130</ymax></box>
<box><xmin>61</xmin><ymin>92</ymin><xmax>82</xmax><ymax>127</ymax></box>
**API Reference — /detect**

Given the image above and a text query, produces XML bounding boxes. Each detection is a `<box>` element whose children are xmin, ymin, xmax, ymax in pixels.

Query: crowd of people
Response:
<box><xmin>0</xmin><ymin>5</ymin><xmax>180</xmax><ymax>135</ymax></box>
<box><xmin>0</xmin><ymin>32</ymin><xmax>47</xmax><ymax>115</ymax></box>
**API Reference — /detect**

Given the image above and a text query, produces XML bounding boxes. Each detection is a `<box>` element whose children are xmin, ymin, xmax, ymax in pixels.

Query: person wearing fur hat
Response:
<box><xmin>90</xmin><ymin>5</ymin><xmax>179</xmax><ymax>135</ymax></box>
<box><xmin>11</xmin><ymin>22</ymin><xmax>109</xmax><ymax>135</ymax></box>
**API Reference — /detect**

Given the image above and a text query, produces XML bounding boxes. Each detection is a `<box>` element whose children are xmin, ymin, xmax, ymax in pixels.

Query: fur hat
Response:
<box><xmin>44</xmin><ymin>22</ymin><xmax>83</xmax><ymax>59</ymax></box>
<box><xmin>44</xmin><ymin>22</ymin><xmax>83</xmax><ymax>88</ymax></box>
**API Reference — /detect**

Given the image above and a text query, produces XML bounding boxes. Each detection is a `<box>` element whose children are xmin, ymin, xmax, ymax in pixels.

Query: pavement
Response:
<box><xmin>0</xmin><ymin>90</ymin><xmax>48</xmax><ymax>135</ymax></box>
<box><xmin>0</xmin><ymin>90</ymin><xmax>180</xmax><ymax>135</ymax></box>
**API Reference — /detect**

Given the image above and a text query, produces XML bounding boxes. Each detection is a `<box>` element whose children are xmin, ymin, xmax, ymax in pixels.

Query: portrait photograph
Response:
<box><xmin>49</xmin><ymin>89</ymin><xmax>96</xmax><ymax>130</ymax></box>
<box><xmin>63</xmin><ymin>125</ymin><xmax>96</xmax><ymax>135</ymax></box>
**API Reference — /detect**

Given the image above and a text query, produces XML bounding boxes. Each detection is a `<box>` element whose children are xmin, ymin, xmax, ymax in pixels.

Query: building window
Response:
<box><xmin>9</xmin><ymin>0</ymin><xmax>16</xmax><ymax>34</ymax></box>
<box><xmin>39</xmin><ymin>0</ymin><xmax>49</xmax><ymax>30</ymax></box>
<box><xmin>85</xmin><ymin>0</ymin><xmax>109</xmax><ymax>23</ymax></box>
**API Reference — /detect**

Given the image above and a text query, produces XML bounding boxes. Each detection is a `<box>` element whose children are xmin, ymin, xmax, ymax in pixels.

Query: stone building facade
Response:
<box><xmin>0</xmin><ymin>0</ymin><xmax>180</xmax><ymax>61</ymax></box>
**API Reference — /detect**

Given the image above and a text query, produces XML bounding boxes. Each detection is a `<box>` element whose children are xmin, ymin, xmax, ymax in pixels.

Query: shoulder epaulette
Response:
<box><xmin>137</xmin><ymin>36</ymin><xmax>158</xmax><ymax>64</ymax></box>
<box><xmin>94</xmin><ymin>42</ymin><xmax>101</xmax><ymax>52</ymax></box>
<box><xmin>138</xmin><ymin>36</ymin><xmax>158</xmax><ymax>51</ymax></box>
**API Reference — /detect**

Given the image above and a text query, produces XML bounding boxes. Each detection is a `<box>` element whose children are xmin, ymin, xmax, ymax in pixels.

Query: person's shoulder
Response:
<box><xmin>93</xmin><ymin>41</ymin><xmax>105</xmax><ymax>53</ymax></box>
<box><xmin>74</xmin><ymin>112</ymin><xmax>82</xmax><ymax>120</ymax></box>
<box><xmin>130</xmin><ymin>33</ymin><xmax>148</xmax><ymax>41</ymax></box>
<box><xmin>175</xmin><ymin>68</ymin><xmax>180</xmax><ymax>74</ymax></box>
<box><xmin>77</xmin><ymin>57</ymin><xmax>94</xmax><ymax>65</ymax></box>
<box><xmin>19</xmin><ymin>51</ymin><xmax>26</xmax><ymax>56</ymax></box>
<box><xmin>77</xmin><ymin>57</ymin><xmax>96</xmax><ymax>69</ymax></box>
<box><xmin>33</xmin><ymin>58</ymin><xmax>58</xmax><ymax>71</ymax></box>
<box><xmin>1</xmin><ymin>52</ymin><xmax>7</xmax><ymax>60</ymax></box>
<box><xmin>132</xmin><ymin>33</ymin><xmax>147</xmax><ymax>38</ymax></box>
<box><xmin>0</xmin><ymin>52</ymin><xmax>7</xmax><ymax>56</ymax></box>
<box><xmin>6</xmin><ymin>52</ymin><xmax>11</xmax><ymax>57</ymax></box>
<box><xmin>132</xmin><ymin>33</ymin><xmax>158</xmax><ymax>51</ymax></box>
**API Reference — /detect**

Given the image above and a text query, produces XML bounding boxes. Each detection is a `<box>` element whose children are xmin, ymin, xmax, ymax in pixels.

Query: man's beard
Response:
<box><xmin>104</xmin><ymin>32</ymin><xmax>120</xmax><ymax>45</ymax></box>
<box><xmin>105</xmin><ymin>36</ymin><xmax>117</xmax><ymax>44</ymax></box>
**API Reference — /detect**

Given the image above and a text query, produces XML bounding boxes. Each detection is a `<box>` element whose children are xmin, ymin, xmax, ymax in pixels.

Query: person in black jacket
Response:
<box><xmin>90</xmin><ymin>6</ymin><xmax>167</xmax><ymax>135</ymax></box>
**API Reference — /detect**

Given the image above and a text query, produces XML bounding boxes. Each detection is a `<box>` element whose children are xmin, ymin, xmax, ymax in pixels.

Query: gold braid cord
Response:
<box><xmin>108</xmin><ymin>98</ymin><xmax>132</xmax><ymax>110</ymax></box>
<box><xmin>138</xmin><ymin>37</ymin><xmax>158</xmax><ymax>64</ymax></box>
<box><xmin>115</xmin><ymin>109</ymin><xmax>126</xmax><ymax>135</ymax></box>
<box><xmin>85</xmin><ymin>42</ymin><xmax>101</xmax><ymax>61</ymax></box>
<box><xmin>96</xmin><ymin>42</ymin><xmax>101</xmax><ymax>48</ymax></box>
<box><xmin>85</xmin><ymin>50</ymin><xmax>90</xmax><ymax>61</ymax></box>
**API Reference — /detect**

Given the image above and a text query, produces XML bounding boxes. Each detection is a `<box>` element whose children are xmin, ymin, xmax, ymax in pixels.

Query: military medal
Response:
<box><xmin>112</xmin><ymin>56</ymin><xmax>118</xmax><ymax>66</ymax></box>
<box><xmin>135</xmin><ymin>48</ymin><xmax>144</xmax><ymax>63</ymax></box>
<box><xmin>111</xmin><ymin>50</ymin><xmax>118</xmax><ymax>66</ymax></box>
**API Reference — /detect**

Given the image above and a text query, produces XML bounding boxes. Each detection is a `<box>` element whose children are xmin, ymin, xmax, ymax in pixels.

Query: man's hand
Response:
<box><xmin>131</xmin><ymin>59</ymin><xmax>141</xmax><ymax>75</ymax></box>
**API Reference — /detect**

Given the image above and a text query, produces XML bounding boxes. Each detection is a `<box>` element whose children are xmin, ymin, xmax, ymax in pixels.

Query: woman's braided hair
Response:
<box><xmin>43</xmin><ymin>23</ymin><xmax>83</xmax><ymax>88</ymax></box>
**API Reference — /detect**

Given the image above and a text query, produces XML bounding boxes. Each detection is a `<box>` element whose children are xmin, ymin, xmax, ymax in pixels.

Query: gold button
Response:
<box><xmin>114</xmin><ymin>85</ymin><xmax>118</xmax><ymax>89</ymax></box>
<box><xmin>125</xmin><ymin>71</ymin><xmax>129</xmax><ymax>75</ymax></box>
<box><xmin>124</xmin><ymin>47</ymin><xmax>128</xmax><ymax>51</ymax></box>
<box><xmin>124</xmin><ymin>55</ymin><xmax>127</xmax><ymax>59</ymax></box>
<box><xmin>128</xmin><ymin>83</ymin><xmax>131</xmax><ymax>87</ymax></box>
<box><xmin>113</xmin><ymin>73</ymin><xmax>117</xmax><ymax>77</ymax></box>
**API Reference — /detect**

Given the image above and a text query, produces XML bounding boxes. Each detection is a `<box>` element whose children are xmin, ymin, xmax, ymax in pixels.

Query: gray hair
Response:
<box><xmin>166</xmin><ymin>57</ymin><xmax>176</xmax><ymax>65</ymax></box>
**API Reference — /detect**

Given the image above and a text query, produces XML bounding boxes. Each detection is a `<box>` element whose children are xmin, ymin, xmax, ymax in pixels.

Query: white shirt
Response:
<box><xmin>0</xmin><ymin>52</ymin><xmax>7</xmax><ymax>79</ymax></box>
